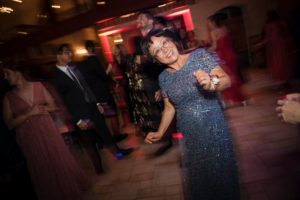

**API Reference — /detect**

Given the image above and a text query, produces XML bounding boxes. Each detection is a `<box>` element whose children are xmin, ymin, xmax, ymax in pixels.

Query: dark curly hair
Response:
<box><xmin>208</xmin><ymin>13</ymin><xmax>227</xmax><ymax>27</ymax></box>
<box><xmin>141</xmin><ymin>29</ymin><xmax>180</xmax><ymax>63</ymax></box>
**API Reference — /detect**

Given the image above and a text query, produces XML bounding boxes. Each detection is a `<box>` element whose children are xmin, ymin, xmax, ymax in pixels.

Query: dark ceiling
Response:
<box><xmin>0</xmin><ymin>0</ymin><xmax>193</xmax><ymax>57</ymax></box>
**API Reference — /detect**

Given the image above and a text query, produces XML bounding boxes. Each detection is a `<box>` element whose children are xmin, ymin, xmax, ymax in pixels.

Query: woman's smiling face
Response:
<box><xmin>148</xmin><ymin>36</ymin><xmax>179</xmax><ymax>65</ymax></box>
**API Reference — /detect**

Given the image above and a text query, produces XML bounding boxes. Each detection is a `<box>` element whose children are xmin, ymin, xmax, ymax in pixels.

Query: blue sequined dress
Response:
<box><xmin>159</xmin><ymin>48</ymin><xmax>240</xmax><ymax>200</ymax></box>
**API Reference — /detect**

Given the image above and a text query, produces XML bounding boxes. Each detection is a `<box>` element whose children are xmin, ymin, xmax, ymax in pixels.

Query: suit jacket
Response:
<box><xmin>79</xmin><ymin>55</ymin><xmax>114</xmax><ymax>102</ymax></box>
<box><xmin>49</xmin><ymin>66</ymin><xmax>115</xmax><ymax>145</ymax></box>
<box><xmin>49</xmin><ymin>67</ymin><xmax>93</xmax><ymax>124</ymax></box>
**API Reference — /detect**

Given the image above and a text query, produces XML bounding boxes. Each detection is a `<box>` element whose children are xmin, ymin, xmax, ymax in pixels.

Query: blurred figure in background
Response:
<box><xmin>50</xmin><ymin>44</ymin><xmax>133</xmax><ymax>173</ymax></box>
<box><xmin>186</xmin><ymin>30</ymin><xmax>199</xmax><ymax>50</ymax></box>
<box><xmin>153</xmin><ymin>16</ymin><xmax>168</xmax><ymax>31</ymax></box>
<box><xmin>80</xmin><ymin>40</ymin><xmax>129</xmax><ymax>139</ymax></box>
<box><xmin>110</xmin><ymin>43</ymin><xmax>133</xmax><ymax>127</ymax></box>
<box><xmin>0</xmin><ymin>77</ymin><xmax>36</xmax><ymax>199</ymax></box>
<box><xmin>111</xmin><ymin>44</ymin><xmax>129</xmax><ymax>76</ymax></box>
<box><xmin>289</xmin><ymin>5</ymin><xmax>300</xmax><ymax>79</ymax></box>
<box><xmin>2</xmin><ymin>62</ymin><xmax>90</xmax><ymax>200</ymax></box>
<box><xmin>178</xmin><ymin>27</ymin><xmax>189</xmax><ymax>50</ymax></box>
<box><xmin>134</xmin><ymin>11</ymin><xmax>166</xmax><ymax>133</ymax></box>
<box><xmin>207</xmin><ymin>13</ymin><xmax>246</xmax><ymax>108</ymax></box>
<box><xmin>254</xmin><ymin>10</ymin><xmax>296</xmax><ymax>88</ymax></box>
<box><xmin>130</xmin><ymin>11</ymin><xmax>174</xmax><ymax>155</ymax></box>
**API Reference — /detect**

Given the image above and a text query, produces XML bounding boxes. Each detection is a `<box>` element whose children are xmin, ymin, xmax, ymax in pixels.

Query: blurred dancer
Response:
<box><xmin>207</xmin><ymin>13</ymin><xmax>246</xmax><ymax>108</ymax></box>
<box><xmin>136</xmin><ymin>12</ymin><xmax>175</xmax><ymax>155</ymax></box>
<box><xmin>255</xmin><ymin>10</ymin><xmax>296</xmax><ymax>87</ymax></box>
<box><xmin>2</xmin><ymin>62</ymin><xmax>90</xmax><ymax>200</ymax></box>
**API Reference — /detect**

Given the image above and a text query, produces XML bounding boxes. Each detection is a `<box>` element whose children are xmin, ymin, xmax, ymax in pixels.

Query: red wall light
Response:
<box><xmin>166</xmin><ymin>9</ymin><xmax>194</xmax><ymax>31</ymax></box>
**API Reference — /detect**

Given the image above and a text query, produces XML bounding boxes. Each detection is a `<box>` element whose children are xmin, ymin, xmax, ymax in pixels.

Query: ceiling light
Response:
<box><xmin>114</xmin><ymin>39</ymin><xmax>123</xmax><ymax>43</ymax></box>
<box><xmin>51</xmin><ymin>5</ymin><xmax>61</xmax><ymax>9</ymax></box>
<box><xmin>76</xmin><ymin>48</ymin><xmax>87</xmax><ymax>55</ymax></box>
<box><xmin>37</xmin><ymin>14</ymin><xmax>48</xmax><ymax>18</ymax></box>
<box><xmin>12</xmin><ymin>0</ymin><xmax>23</xmax><ymax>3</ymax></box>
<box><xmin>17</xmin><ymin>31</ymin><xmax>28</xmax><ymax>35</ymax></box>
<box><xmin>120</xmin><ymin>12</ymin><xmax>135</xmax><ymax>18</ymax></box>
<box><xmin>158</xmin><ymin>1</ymin><xmax>175</xmax><ymax>8</ymax></box>
<box><xmin>96</xmin><ymin>1</ymin><xmax>106</xmax><ymax>5</ymax></box>
<box><xmin>0</xmin><ymin>6</ymin><xmax>14</xmax><ymax>13</ymax></box>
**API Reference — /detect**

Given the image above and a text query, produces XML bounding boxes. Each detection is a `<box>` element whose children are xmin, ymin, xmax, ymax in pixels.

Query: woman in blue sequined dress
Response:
<box><xmin>142</xmin><ymin>30</ymin><xmax>240</xmax><ymax>200</ymax></box>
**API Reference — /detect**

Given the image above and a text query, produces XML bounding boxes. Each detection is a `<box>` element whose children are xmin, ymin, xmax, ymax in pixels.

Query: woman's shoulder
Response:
<box><xmin>158</xmin><ymin>69</ymin><xmax>170</xmax><ymax>85</ymax></box>
<box><xmin>189</xmin><ymin>48</ymin><xmax>209</xmax><ymax>58</ymax></box>
<box><xmin>31</xmin><ymin>81</ymin><xmax>48</xmax><ymax>93</ymax></box>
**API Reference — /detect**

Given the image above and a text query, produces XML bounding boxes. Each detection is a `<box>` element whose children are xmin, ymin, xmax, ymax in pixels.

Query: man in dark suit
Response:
<box><xmin>49</xmin><ymin>44</ymin><xmax>133</xmax><ymax>174</ymax></box>
<box><xmin>78</xmin><ymin>40</ymin><xmax>128</xmax><ymax>141</ymax></box>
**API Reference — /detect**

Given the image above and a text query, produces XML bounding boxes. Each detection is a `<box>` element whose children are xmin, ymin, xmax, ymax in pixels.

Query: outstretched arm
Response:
<box><xmin>145</xmin><ymin>97</ymin><xmax>176</xmax><ymax>144</ymax></box>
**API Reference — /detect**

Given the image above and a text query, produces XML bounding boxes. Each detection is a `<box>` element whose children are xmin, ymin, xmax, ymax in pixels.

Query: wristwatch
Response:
<box><xmin>210</xmin><ymin>75</ymin><xmax>220</xmax><ymax>85</ymax></box>
<box><xmin>210</xmin><ymin>75</ymin><xmax>220</xmax><ymax>90</ymax></box>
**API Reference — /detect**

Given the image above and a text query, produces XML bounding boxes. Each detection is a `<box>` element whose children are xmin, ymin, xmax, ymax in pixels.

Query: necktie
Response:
<box><xmin>66</xmin><ymin>67</ymin><xmax>95</xmax><ymax>102</ymax></box>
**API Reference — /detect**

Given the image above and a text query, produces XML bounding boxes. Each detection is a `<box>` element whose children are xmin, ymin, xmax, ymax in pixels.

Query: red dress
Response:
<box><xmin>6</xmin><ymin>82</ymin><xmax>90</xmax><ymax>200</ymax></box>
<box><xmin>264</xmin><ymin>21</ymin><xmax>295</xmax><ymax>82</ymax></box>
<box><xmin>215</xmin><ymin>31</ymin><xmax>245</xmax><ymax>103</ymax></box>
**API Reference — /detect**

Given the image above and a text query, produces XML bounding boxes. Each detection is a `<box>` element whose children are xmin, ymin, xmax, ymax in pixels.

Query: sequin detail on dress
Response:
<box><xmin>159</xmin><ymin>48</ymin><xmax>240</xmax><ymax>200</ymax></box>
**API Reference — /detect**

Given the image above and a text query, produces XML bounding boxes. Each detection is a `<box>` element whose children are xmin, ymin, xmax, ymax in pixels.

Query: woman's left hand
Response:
<box><xmin>193</xmin><ymin>70</ymin><xmax>212</xmax><ymax>90</ymax></box>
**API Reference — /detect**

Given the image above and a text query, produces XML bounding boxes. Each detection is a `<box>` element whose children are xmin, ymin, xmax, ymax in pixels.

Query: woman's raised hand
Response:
<box><xmin>144</xmin><ymin>132</ymin><xmax>164</xmax><ymax>144</ymax></box>
<box><xmin>193</xmin><ymin>70</ymin><xmax>211</xmax><ymax>90</ymax></box>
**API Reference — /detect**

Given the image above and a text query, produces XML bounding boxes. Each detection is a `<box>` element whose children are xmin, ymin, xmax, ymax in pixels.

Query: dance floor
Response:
<box><xmin>79</xmin><ymin>68</ymin><xmax>300</xmax><ymax>200</ymax></box>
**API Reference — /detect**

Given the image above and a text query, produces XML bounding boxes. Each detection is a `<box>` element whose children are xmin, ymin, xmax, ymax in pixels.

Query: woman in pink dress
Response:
<box><xmin>255</xmin><ymin>10</ymin><xmax>295</xmax><ymax>84</ymax></box>
<box><xmin>2</xmin><ymin>63</ymin><xmax>90</xmax><ymax>200</ymax></box>
<box><xmin>207</xmin><ymin>14</ymin><xmax>246</xmax><ymax>107</ymax></box>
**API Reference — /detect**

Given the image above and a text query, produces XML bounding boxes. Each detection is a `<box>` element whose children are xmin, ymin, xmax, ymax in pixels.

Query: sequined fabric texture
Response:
<box><xmin>159</xmin><ymin>48</ymin><xmax>240</xmax><ymax>200</ymax></box>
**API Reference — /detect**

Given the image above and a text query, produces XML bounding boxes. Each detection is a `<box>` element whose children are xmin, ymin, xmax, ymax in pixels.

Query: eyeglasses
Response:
<box><xmin>62</xmin><ymin>50</ymin><xmax>72</xmax><ymax>55</ymax></box>
<box><xmin>151</xmin><ymin>39</ymin><xmax>172</xmax><ymax>58</ymax></box>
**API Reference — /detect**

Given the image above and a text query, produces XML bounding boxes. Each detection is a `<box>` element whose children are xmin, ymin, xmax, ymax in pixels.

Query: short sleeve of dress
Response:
<box><xmin>196</xmin><ymin>48</ymin><xmax>221</xmax><ymax>71</ymax></box>
<box><xmin>158</xmin><ymin>72</ymin><xmax>169</xmax><ymax>99</ymax></box>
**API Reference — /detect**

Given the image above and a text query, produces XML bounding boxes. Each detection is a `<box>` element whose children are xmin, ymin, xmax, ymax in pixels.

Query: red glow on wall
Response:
<box><xmin>167</xmin><ymin>8</ymin><xmax>189</xmax><ymax>17</ymax></box>
<box><xmin>99</xmin><ymin>35</ymin><xmax>113</xmax><ymax>63</ymax></box>
<box><xmin>99</xmin><ymin>28</ymin><xmax>119</xmax><ymax>36</ymax></box>
<box><xmin>96</xmin><ymin>17</ymin><xmax>115</xmax><ymax>24</ymax></box>
<box><xmin>98</xmin><ymin>26</ymin><xmax>136</xmax><ymax>62</ymax></box>
<box><xmin>98</xmin><ymin>9</ymin><xmax>195</xmax><ymax>62</ymax></box>
<box><xmin>166</xmin><ymin>9</ymin><xmax>194</xmax><ymax>31</ymax></box>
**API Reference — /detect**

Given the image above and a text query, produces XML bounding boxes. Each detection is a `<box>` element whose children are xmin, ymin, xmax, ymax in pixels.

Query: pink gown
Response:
<box><xmin>264</xmin><ymin>21</ymin><xmax>295</xmax><ymax>82</ymax></box>
<box><xmin>5</xmin><ymin>82</ymin><xmax>90</xmax><ymax>200</ymax></box>
<box><xmin>215</xmin><ymin>31</ymin><xmax>245</xmax><ymax>103</ymax></box>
